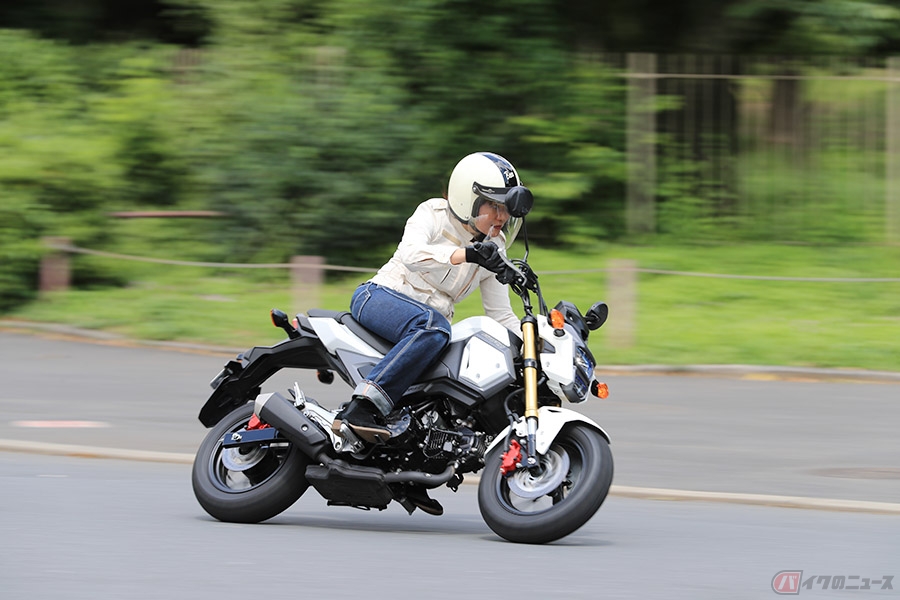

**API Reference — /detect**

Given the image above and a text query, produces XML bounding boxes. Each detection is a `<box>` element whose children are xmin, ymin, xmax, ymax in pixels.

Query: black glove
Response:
<box><xmin>465</xmin><ymin>242</ymin><xmax>506</xmax><ymax>274</ymax></box>
<box><xmin>494</xmin><ymin>266</ymin><xmax>520</xmax><ymax>286</ymax></box>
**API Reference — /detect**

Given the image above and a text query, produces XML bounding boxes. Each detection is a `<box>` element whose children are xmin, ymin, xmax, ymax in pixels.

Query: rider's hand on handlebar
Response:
<box><xmin>494</xmin><ymin>266</ymin><xmax>521</xmax><ymax>286</ymax></box>
<box><xmin>465</xmin><ymin>242</ymin><xmax>507</xmax><ymax>274</ymax></box>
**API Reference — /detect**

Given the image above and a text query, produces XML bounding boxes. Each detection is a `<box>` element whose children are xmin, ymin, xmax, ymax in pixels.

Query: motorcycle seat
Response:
<box><xmin>307</xmin><ymin>309</ymin><xmax>395</xmax><ymax>355</ymax></box>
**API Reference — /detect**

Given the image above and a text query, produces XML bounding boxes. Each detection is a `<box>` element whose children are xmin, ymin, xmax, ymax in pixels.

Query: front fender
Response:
<box><xmin>486</xmin><ymin>406</ymin><xmax>611</xmax><ymax>455</ymax></box>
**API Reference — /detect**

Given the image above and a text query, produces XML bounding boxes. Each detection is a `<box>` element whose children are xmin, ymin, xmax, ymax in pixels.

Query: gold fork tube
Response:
<box><xmin>521</xmin><ymin>320</ymin><xmax>539</xmax><ymax>419</ymax></box>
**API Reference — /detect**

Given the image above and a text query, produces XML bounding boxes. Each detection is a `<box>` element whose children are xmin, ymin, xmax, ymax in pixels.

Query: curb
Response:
<box><xmin>4</xmin><ymin>319</ymin><xmax>900</xmax><ymax>382</ymax></box>
<box><xmin>0</xmin><ymin>320</ymin><xmax>243</xmax><ymax>356</ymax></box>
<box><xmin>0</xmin><ymin>439</ymin><xmax>195</xmax><ymax>464</ymax></box>
<box><xmin>608</xmin><ymin>485</ymin><xmax>900</xmax><ymax>515</ymax></box>
<box><xmin>594</xmin><ymin>364</ymin><xmax>900</xmax><ymax>383</ymax></box>
<box><xmin>3</xmin><ymin>439</ymin><xmax>899</xmax><ymax>516</ymax></box>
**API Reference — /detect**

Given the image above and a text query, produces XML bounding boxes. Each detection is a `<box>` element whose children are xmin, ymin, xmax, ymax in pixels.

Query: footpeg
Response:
<box><xmin>334</xmin><ymin>423</ymin><xmax>364</xmax><ymax>453</ymax></box>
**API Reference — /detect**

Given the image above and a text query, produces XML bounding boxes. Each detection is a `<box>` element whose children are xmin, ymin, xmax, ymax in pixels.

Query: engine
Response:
<box><xmin>422</xmin><ymin>425</ymin><xmax>487</xmax><ymax>462</ymax></box>
<box><xmin>371</xmin><ymin>400</ymin><xmax>489</xmax><ymax>475</ymax></box>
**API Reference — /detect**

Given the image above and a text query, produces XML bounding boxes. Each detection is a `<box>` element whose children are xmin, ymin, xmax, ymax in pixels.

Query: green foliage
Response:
<box><xmin>725</xmin><ymin>0</ymin><xmax>900</xmax><ymax>55</ymax></box>
<box><xmin>2</xmin><ymin>0</ymin><xmax>899</xmax><ymax>319</ymax></box>
<box><xmin>0</xmin><ymin>31</ymin><xmax>112</xmax><ymax>308</ymax></box>
<box><xmin>147</xmin><ymin>0</ymin><xmax>631</xmax><ymax>266</ymax></box>
<box><xmin>0</xmin><ymin>31</ymin><xmax>194</xmax><ymax>307</ymax></box>
<box><xmin>506</xmin><ymin>57</ymin><xmax>628</xmax><ymax>246</ymax></box>
<box><xmin>0</xmin><ymin>0</ymin><xmax>214</xmax><ymax>46</ymax></box>
<box><xmin>0</xmin><ymin>192</ymin><xmax>43</xmax><ymax>312</ymax></box>
<box><xmin>319</xmin><ymin>0</ymin><xmax>629</xmax><ymax>250</ymax></box>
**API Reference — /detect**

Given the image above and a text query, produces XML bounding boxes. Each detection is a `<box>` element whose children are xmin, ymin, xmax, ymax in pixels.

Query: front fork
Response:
<box><xmin>521</xmin><ymin>315</ymin><xmax>541</xmax><ymax>470</ymax></box>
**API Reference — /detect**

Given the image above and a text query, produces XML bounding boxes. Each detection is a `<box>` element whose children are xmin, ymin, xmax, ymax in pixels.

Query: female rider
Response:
<box><xmin>332</xmin><ymin>152</ymin><xmax>532</xmax><ymax>448</ymax></box>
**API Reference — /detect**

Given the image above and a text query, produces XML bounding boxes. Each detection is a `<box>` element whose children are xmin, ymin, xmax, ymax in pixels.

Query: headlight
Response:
<box><xmin>575</xmin><ymin>346</ymin><xmax>594</xmax><ymax>374</ymax></box>
<box><xmin>560</xmin><ymin>345</ymin><xmax>594</xmax><ymax>404</ymax></box>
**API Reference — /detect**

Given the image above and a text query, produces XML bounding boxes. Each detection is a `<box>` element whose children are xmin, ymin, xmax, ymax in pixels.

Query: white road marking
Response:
<box><xmin>11</xmin><ymin>420</ymin><xmax>111</xmax><ymax>429</ymax></box>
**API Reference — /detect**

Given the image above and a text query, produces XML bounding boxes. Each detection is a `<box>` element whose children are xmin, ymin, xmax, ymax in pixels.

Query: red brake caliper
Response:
<box><xmin>499</xmin><ymin>439</ymin><xmax>522</xmax><ymax>476</ymax></box>
<box><xmin>246</xmin><ymin>414</ymin><xmax>270</xmax><ymax>430</ymax></box>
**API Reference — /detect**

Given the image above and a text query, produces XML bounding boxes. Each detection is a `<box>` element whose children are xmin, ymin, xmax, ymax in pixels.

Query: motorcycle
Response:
<box><xmin>192</xmin><ymin>201</ymin><xmax>614</xmax><ymax>544</ymax></box>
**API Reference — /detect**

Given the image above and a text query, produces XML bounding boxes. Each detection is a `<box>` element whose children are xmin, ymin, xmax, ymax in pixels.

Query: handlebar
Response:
<box><xmin>503</xmin><ymin>258</ymin><xmax>546</xmax><ymax>318</ymax></box>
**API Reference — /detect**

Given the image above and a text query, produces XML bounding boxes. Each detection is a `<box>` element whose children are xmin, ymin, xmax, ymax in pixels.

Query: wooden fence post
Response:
<box><xmin>291</xmin><ymin>255</ymin><xmax>324</xmax><ymax>315</ymax></box>
<box><xmin>40</xmin><ymin>237</ymin><xmax>71</xmax><ymax>295</ymax></box>
<box><xmin>887</xmin><ymin>57</ymin><xmax>900</xmax><ymax>243</ymax></box>
<box><xmin>626</xmin><ymin>53</ymin><xmax>657</xmax><ymax>235</ymax></box>
<box><xmin>606</xmin><ymin>259</ymin><xmax>637</xmax><ymax>349</ymax></box>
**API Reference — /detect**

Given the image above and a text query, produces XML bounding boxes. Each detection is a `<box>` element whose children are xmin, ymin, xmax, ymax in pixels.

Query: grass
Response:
<box><xmin>7</xmin><ymin>242</ymin><xmax>900</xmax><ymax>372</ymax></box>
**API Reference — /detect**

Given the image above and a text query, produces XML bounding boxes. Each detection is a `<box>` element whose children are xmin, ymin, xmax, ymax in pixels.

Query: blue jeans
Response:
<box><xmin>350</xmin><ymin>282</ymin><xmax>451</xmax><ymax>415</ymax></box>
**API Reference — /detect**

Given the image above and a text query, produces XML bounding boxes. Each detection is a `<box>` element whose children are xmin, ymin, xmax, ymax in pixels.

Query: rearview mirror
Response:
<box><xmin>584</xmin><ymin>301</ymin><xmax>608</xmax><ymax>330</ymax></box>
<box><xmin>504</xmin><ymin>186</ymin><xmax>534</xmax><ymax>218</ymax></box>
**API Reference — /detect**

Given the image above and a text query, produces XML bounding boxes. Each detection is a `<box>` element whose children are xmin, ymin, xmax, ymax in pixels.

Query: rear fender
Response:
<box><xmin>485</xmin><ymin>406</ymin><xmax>610</xmax><ymax>456</ymax></box>
<box><xmin>198</xmin><ymin>334</ymin><xmax>336</xmax><ymax>427</ymax></box>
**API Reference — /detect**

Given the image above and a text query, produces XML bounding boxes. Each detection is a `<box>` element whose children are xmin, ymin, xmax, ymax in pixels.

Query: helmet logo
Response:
<box><xmin>482</xmin><ymin>152</ymin><xmax>519</xmax><ymax>187</ymax></box>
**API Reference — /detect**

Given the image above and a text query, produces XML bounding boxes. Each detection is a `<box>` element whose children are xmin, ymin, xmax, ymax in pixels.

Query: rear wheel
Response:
<box><xmin>192</xmin><ymin>403</ymin><xmax>310</xmax><ymax>523</ymax></box>
<box><xmin>478</xmin><ymin>424</ymin><xmax>613</xmax><ymax>544</ymax></box>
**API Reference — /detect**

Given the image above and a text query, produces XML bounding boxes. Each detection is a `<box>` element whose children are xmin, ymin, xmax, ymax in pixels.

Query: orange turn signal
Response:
<box><xmin>549</xmin><ymin>309</ymin><xmax>566</xmax><ymax>330</ymax></box>
<box><xmin>591</xmin><ymin>381</ymin><xmax>609</xmax><ymax>399</ymax></box>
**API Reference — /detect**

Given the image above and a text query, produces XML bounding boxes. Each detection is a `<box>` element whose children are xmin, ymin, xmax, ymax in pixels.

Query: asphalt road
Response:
<box><xmin>2</xmin><ymin>330</ymin><xmax>899</xmax><ymax>599</ymax></box>
<box><xmin>1</xmin><ymin>330</ymin><xmax>899</xmax><ymax>503</ymax></box>
<box><xmin>3</xmin><ymin>453</ymin><xmax>898</xmax><ymax>600</ymax></box>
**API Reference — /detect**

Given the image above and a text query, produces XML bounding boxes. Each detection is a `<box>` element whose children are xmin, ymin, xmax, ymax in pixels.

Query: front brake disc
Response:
<box><xmin>507</xmin><ymin>446</ymin><xmax>570</xmax><ymax>499</ymax></box>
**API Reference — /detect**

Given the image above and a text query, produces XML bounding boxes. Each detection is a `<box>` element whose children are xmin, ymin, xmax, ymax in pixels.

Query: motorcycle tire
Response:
<box><xmin>192</xmin><ymin>403</ymin><xmax>311</xmax><ymax>523</ymax></box>
<box><xmin>478</xmin><ymin>423</ymin><xmax>613</xmax><ymax>544</ymax></box>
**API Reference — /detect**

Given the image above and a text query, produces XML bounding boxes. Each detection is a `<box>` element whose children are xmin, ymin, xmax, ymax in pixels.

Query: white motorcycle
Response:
<box><xmin>192</xmin><ymin>205</ymin><xmax>613</xmax><ymax>544</ymax></box>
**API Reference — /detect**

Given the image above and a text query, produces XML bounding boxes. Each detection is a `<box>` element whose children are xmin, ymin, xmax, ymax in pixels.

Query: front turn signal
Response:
<box><xmin>591</xmin><ymin>381</ymin><xmax>609</xmax><ymax>399</ymax></box>
<box><xmin>549</xmin><ymin>309</ymin><xmax>566</xmax><ymax>331</ymax></box>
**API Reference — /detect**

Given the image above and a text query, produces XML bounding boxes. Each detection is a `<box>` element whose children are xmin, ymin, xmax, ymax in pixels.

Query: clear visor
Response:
<box><xmin>470</xmin><ymin>207</ymin><xmax>522</xmax><ymax>248</ymax></box>
<box><xmin>468</xmin><ymin>182</ymin><xmax>530</xmax><ymax>248</ymax></box>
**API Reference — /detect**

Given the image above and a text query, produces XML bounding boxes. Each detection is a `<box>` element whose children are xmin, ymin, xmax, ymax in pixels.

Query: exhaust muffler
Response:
<box><xmin>253</xmin><ymin>392</ymin><xmax>329</xmax><ymax>459</ymax></box>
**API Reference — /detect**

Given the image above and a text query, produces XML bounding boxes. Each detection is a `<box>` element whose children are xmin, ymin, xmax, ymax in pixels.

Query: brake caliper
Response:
<box><xmin>499</xmin><ymin>439</ymin><xmax>522</xmax><ymax>476</ymax></box>
<box><xmin>246</xmin><ymin>414</ymin><xmax>269</xmax><ymax>430</ymax></box>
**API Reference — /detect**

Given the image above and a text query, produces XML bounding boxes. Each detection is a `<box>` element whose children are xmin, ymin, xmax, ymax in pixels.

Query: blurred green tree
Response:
<box><xmin>0</xmin><ymin>0</ymin><xmax>212</xmax><ymax>45</ymax></box>
<box><xmin>6</xmin><ymin>0</ymin><xmax>900</xmax><ymax>314</ymax></box>
<box><xmin>560</xmin><ymin>0</ymin><xmax>900</xmax><ymax>55</ymax></box>
<box><xmin>0</xmin><ymin>31</ymin><xmax>115</xmax><ymax>309</ymax></box>
<box><xmin>174</xmin><ymin>0</ymin><xmax>627</xmax><ymax>265</ymax></box>
<box><xmin>0</xmin><ymin>32</ymin><xmax>188</xmax><ymax>309</ymax></box>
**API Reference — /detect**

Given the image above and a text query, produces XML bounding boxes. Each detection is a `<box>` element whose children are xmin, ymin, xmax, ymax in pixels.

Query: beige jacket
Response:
<box><xmin>369</xmin><ymin>198</ymin><xmax>520</xmax><ymax>331</ymax></box>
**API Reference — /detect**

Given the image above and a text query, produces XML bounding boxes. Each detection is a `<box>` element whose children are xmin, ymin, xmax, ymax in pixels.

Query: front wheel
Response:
<box><xmin>478</xmin><ymin>424</ymin><xmax>613</xmax><ymax>544</ymax></box>
<box><xmin>192</xmin><ymin>403</ymin><xmax>311</xmax><ymax>523</ymax></box>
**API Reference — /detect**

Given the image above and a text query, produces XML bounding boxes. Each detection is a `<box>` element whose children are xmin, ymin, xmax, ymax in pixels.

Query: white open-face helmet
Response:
<box><xmin>447</xmin><ymin>152</ymin><xmax>532</xmax><ymax>246</ymax></box>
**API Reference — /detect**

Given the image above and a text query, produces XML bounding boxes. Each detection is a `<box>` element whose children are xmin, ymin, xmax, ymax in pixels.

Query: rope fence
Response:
<box><xmin>39</xmin><ymin>240</ymin><xmax>900</xmax><ymax>350</ymax></box>
<box><xmin>46</xmin><ymin>241</ymin><xmax>900</xmax><ymax>283</ymax></box>
<box><xmin>51</xmin><ymin>242</ymin><xmax>375</xmax><ymax>273</ymax></box>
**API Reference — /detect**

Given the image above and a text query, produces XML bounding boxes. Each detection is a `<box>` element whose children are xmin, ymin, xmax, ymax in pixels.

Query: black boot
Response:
<box><xmin>332</xmin><ymin>396</ymin><xmax>391</xmax><ymax>443</ymax></box>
